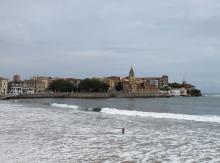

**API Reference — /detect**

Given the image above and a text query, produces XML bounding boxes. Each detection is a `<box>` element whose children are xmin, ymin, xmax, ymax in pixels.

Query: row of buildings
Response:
<box><xmin>0</xmin><ymin>75</ymin><xmax>52</xmax><ymax>96</ymax></box>
<box><xmin>0</xmin><ymin>75</ymin><xmax>81</xmax><ymax>96</ymax></box>
<box><xmin>99</xmin><ymin>67</ymin><xmax>196</xmax><ymax>96</ymax></box>
<box><xmin>0</xmin><ymin>68</ymin><xmax>196</xmax><ymax>96</ymax></box>
<box><xmin>103</xmin><ymin>67</ymin><xmax>168</xmax><ymax>93</ymax></box>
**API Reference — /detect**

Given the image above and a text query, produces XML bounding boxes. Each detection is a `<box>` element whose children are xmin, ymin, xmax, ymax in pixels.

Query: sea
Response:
<box><xmin>0</xmin><ymin>95</ymin><xmax>220</xmax><ymax>163</ymax></box>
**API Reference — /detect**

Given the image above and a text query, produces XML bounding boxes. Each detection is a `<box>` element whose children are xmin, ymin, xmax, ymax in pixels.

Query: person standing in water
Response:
<box><xmin>122</xmin><ymin>128</ymin><xmax>125</xmax><ymax>134</ymax></box>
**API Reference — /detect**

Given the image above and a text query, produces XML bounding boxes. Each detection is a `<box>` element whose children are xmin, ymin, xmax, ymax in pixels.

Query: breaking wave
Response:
<box><xmin>51</xmin><ymin>103</ymin><xmax>80</xmax><ymax>109</ymax></box>
<box><xmin>51</xmin><ymin>103</ymin><xmax>220</xmax><ymax>123</ymax></box>
<box><xmin>101</xmin><ymin>108</ymin><xmax>220</xmax><ymax>123</ymax></box>
<box><xmin>204</xmin><ymin>94</ymin><xmax>220</xmax><ymax>97</ymax></box>
<box><xmin>51</xmin><ymin>103</ymin><xmax>101</xmax><ymax>112</ymax></box>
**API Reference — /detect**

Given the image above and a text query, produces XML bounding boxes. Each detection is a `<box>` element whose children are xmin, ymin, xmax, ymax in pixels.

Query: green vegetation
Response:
<box><xmin>79</xmin><ymin>78</ymin><xmax>109</xmax><ymax>92</ymax></box>
<box><xmin>169</xmin><ymin>82</ymin><xmax>202</xmax><ymax>96</ymax></box>
<box><xmin>49</xmin><ymin>79</ymin><xmax>75</xmax><ymax>92</ymax></box>
<box><xmin>49</xmin><ymin>78</ymin><xmax>109</xmax><ymax>93</ymax></box>
<box><xmin>159</xmin><ymin>86</ymin><xmax>170</xmax><ymax>91</ymax></box>
<box><xmin>168</xmin><ymin>83</ymin><xmax>182</xmax><ymax>88</ymax></box>
<box><xmin>188</xmin><ymin>89</ymin><xmax>202</xmax><ymax>96</ymax></box>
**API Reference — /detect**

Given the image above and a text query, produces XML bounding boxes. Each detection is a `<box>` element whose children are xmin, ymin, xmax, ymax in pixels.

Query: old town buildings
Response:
<box><xmin>8</xmin><ymin>75</ymin><xmax>52</xmax><ymax>95</ymax></box>
<box><xmin>1</xmin><ymin>68</ymin><xmax>199</xmax><ymax>96</ymax></box>
<box><xmin>105</xmin><ymin>67</ymin><xmax>169</xmax><ymax>93</ymax></box>
<box><xmin>0</xmin><ymin>77</ymin><xmax>8</xmax><ymax>96</ymax></box>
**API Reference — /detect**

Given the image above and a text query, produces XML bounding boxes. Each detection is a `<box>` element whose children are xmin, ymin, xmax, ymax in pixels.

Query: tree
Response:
<box><xmin>188</xmin><ymin>89</ymin><xmax>202</xmax><ymax>96</ymax></box>
<box><xmin>49</xmin><ymin>79</ymin><xmax>75</xmax><ymax>92</ymax></box>
<box><xmin>79</xmin><ymin>78</ymin><xmax>109</xmax><ymax>92</ymax></box>
<box><xmin>169</xmin><ymin>83</ymin><xmax>182</xmax><ymax>88</ymax></box>
<box><xmin>160</xmin><ymin>86</ymin><xmax>170</xmax><ymax>91</ymax></box>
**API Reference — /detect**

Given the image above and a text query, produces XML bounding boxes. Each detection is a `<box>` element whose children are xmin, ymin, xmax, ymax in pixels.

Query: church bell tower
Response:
<box><xmin>129</xmin><ymin>67</ymin><xmax>136</xmax><ymax>85</ymax></box>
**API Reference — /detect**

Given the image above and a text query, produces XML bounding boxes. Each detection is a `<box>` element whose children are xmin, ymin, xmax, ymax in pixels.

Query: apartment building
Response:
<box><xmin>0</xmin><ymin>77</ymin><xmax>8</xmax><ymax>96</ymax></box>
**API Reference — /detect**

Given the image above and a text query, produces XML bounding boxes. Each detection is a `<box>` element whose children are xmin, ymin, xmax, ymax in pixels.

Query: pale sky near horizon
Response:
<box><xmin>0</xmin><ymin>0</ymin><xmax>220</xmax><ymax>93</ymax></box>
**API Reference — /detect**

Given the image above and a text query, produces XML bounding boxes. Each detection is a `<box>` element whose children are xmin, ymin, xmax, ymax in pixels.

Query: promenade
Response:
<box><xmin>0</xmin><ymin>92</ymin><xmax>171</xmax><ymax>100</ymax></box>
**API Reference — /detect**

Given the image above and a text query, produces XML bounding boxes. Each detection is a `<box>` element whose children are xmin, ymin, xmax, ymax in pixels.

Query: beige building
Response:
<box><xmin>104</xmin><ymin>76</ymin><xmax>121</xmax><ymax>91</ymax></box>
<box><xmin>122</xmin><ymin>67</ymin><xmax>159</xmax><ymax>93</ymax></box>
<box><xmin>0</xmin><ymin>77</ymin><xmax>8</xmax><ymax>96</ymax></box>
<box><xmin>30</xmin><ymin>76</ymin><xmax>53</xmax><ymax>90</ymax></box>
<box><xmin>102</xmin><ymin>68</ymin><xmax>169</xmax><ymax>93</ymax></box>
<box><xmin>25</xmin><ymin>80</ymin><xmax>46</xmax><ymax>93</ymax></box>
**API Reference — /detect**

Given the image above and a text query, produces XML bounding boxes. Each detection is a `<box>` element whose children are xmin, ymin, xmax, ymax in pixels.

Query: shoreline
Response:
<box><xmin>0</xmin><ymin>92</ymin><xmax>172</xmax><ymax>100</ymax></box>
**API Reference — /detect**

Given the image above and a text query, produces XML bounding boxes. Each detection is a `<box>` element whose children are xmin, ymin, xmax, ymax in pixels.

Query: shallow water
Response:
<box><xmin>0</xmin><ymin>96</ymin><xmax>220</xmax><ymax>163</ymax></box>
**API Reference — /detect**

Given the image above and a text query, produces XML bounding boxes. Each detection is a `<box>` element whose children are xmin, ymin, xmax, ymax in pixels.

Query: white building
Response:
<box><xmin>170</xmin><ymin>88</ymin><xmax>187</xmax><ymax>96</ymax></box>
<box><xmin>9</xmin><ymin>86</ymin><xmax>23</xmax><ymax>95</ymax></box>
<box><xmin>8</xmin><ymin>82</ymin><xmax>34</xmax><ymax>95</ymax></box>
<box><xmin>0</xmin><ymin>77</ymin><xmax>8</xmax><ymax>96</ymax></box>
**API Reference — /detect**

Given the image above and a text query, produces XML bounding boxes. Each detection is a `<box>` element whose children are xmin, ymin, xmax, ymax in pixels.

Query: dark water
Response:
<box><xmin>0</xmin><ymin>96</ymin><xmax>220</xmax><ymax>162</ymax></box>
<box><xmin>18</xmin><ymin>95</ymin><xmax>220</xmax><ymax>116</ymax></box>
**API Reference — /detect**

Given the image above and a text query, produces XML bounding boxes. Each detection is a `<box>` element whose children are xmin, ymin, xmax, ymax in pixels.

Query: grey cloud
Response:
<box><xmin>0</xmin><ymin>0</ymin><xmax>220</xmax><ymax>92</ymax></box>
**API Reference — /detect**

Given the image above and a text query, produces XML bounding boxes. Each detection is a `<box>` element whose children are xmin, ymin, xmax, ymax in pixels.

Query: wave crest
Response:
<box><xmin>204</xmin><ymin>94</ymin><xmax>220</xmax><ymax>97</ymax></box>
<box><xmin>51</xmin><ymin>103</ymin><xmax>80</xmax><ymax>109</ymax></box>
<box><xmin>101</xmin><ymin>108</ymin><xmax>220</xmax><ymax>123</ymax></box>
<box><xmin>51</xmin><ymin>103</ymin><xmax>220</xmax><ymax>123</ymax></box>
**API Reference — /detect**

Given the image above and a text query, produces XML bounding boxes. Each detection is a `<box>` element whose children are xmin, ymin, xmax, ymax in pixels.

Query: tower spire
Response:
<box><xmin>129</xmin><ymin>66</ymin><xmax>135</xmax><ymax>78</ymax></box>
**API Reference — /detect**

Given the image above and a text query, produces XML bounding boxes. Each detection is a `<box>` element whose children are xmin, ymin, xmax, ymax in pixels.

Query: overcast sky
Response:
<box><xmin>0</xmin><ymin>0</ymin><xmax>220</xmax><ymax>93</ymax></box>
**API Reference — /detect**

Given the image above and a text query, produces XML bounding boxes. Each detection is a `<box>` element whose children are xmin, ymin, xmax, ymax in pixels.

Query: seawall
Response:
<box><xmin>0</xmin><ymin>92</ymin><xmax>171</xmax><ymax>100</ymax></box>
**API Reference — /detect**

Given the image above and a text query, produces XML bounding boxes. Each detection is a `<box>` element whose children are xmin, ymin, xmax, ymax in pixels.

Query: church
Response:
<box><xmin>122</xmin><ymin>67</ymin><xmax>168</xmax><ymax>93</ymax></box>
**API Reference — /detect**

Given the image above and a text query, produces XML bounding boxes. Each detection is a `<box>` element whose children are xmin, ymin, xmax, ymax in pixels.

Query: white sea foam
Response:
<box><xmin>1</xmin><ymin>101</ymin><xmax>220</xmax><ymax>162</ymax></box>
<box><xmin>51</xmin><ymin>103</ymin><xmax>80</xmax><ymax>109</ymax></box>
<box><xmin>213</xmin><ymin>94</ymin><xmax>220</xmax><ymax>97</ymax></box>
<box><xmin>101</xmin><ymin>108</ymin><xmax>220</xmax><ymax>123</ymax></box>
<box><xmin>204</xmin><ymin>94</ymin><xmax>220</xmax><ymax>97</ymax></box>
<box><xmin>50</xmin><ymin>103</ymin><xmax>220</xmax><ymax>123</ymax></box>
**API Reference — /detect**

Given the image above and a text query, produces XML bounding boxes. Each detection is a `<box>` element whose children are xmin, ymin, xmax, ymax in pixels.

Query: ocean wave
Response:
<box><xmin>204</xmin><ymin>94</ymin><xmax>220</xmax><ymax>97</ymax></box>
<box><xmin>50</xmin><ymin>103</ymin><xmax>220</xmax><ymax>123</ymax></box>
<box><xmin>101</xmin><ymin>108</ymin><xmax>220</xmax><ymax>123</ymax></box>
<box><xmin>51</xmin><ymin>103</ymin><xmax>80</xmax><ymax>109</ymax></box>
<box><xmin>51</xmin><ymin>103</ymin><xmax>101</xmax><ymax>112</ymax></box>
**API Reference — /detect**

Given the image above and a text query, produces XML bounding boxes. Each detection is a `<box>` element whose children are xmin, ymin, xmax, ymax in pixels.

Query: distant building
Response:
<box><xmin>123</xmin><ymin>67</ymin><xmax>139</xmax><ymax>92</ymax></box>
<box><xmin>25</xmin><ymin>80</ymin><xmax>46</xmax><ymax>93</ymax></box>
<box><xmin>13</xmin><ymin>74</ymin><xmax>21</xmax><ymax>82</ymax></box>
<box><xmin>102</xmin><ymin>67</ymin><xmax>169</xmax><ymax>93</ymax></box>
<box><xmin>30</xmin><ymin>76</ymin><xmax>53</xmax><ymax>90</ymax></box>
<box><xmin>170</xmin><ymin>88</ymin><xmax>187</xmax><ymax>96</ymax></box>
<box><xmin>122</xmin><ymin>67</ymin><xmax>168</xmax><ymax>93</ymax></box>
<box><xmin>8</xmin><ymin>81</ymin><xmax>23</xmax><ymax>95</ymax></box>
<box><xmin>103</xmin><ymin>76</ymin><xmax>121</xmax><ymax>91</ymax></box>
<box><xmin>0</xmin><ymin>77</ymin><xmax>8</xmax><ymax>96</ymax></box>
<box><xmin>8</xmin><ymin>81</ymin><xmax>34</xmax><ymax>95</ymax></box>
<box><xmin>137</xmin><ymin>75</ymin><xmax>168</xmax><ymax>89</ymax></box>
<box><xmin>181</xmin><ymin>81</ymin><xmax>195</xmax><ymax>91</ymax></box>
<box><xmin>168</xmin><ymin>81</ymin><xmax>196</xmax><ymax>96</ymax></box>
